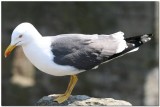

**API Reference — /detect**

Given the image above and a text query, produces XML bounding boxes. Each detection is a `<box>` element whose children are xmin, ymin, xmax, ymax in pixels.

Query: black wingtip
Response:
<box><xmin>107</xmin><ymin>33</ymin><xmax>153</xmax><ymax>63</ymax></box>
<box><xmin>146</xmin><ymin>34</ymin><xmax>153</xmax><ymax>37</ymax></box>
<box><xmin>141</xmin><ymin>34</ymin><xmax>152</xmax><ymax>43</ymax></box>
<box><xmin>124</xmin><ymin>33</ymin><xmax>152</xmax><ymax>49</ymax></box>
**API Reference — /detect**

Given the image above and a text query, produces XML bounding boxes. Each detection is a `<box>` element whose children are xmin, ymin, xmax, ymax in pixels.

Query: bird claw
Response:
<box><xmin>54</xmin><ymin>94</ymin><xmax>70</xmax><ymax>104</ymax></box>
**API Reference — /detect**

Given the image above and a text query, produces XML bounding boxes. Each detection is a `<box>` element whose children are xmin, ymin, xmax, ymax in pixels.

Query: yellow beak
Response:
<box><xmin>4</xmin><ymin>45</ymin><xmax>16</xmax><ymax>58</ymax></box>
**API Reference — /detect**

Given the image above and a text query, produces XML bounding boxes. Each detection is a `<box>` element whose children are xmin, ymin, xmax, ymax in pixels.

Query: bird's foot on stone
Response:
<box><xmin>54</xmin><ymin>94</ymin><xmax>70</xmax><ymax>103</ymax></box>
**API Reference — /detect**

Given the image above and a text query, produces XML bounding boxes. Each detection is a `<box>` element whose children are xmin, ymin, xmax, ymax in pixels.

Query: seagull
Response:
<box><xmin>4</xmin><ymin>22</ymin><xmax>152</xmax><ymax>103</ymax></box>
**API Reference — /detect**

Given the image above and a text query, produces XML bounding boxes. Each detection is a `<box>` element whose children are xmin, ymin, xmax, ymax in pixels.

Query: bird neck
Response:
<box><xmin>27</xmin><ymin>28</ymin><xmax>43</xmax><ymax>43</ymax></box>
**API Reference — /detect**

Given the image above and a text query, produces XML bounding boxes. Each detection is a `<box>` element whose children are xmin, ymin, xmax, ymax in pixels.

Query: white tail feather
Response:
<box><xmin>128</xmin><ymin>47</ymin><xmax>139</xmax><ymax>53</ymax></box>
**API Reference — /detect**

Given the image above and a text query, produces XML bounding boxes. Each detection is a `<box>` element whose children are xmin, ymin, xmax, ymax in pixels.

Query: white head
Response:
<box><xmin>11</xmin><ymin>22</ymin><xmax>41</xmax><ymax>46</ymax></box>
<box><xmin>5</xmin><ymin>22</ymin><xmax>41</xmax><ymax>57</ymax></box>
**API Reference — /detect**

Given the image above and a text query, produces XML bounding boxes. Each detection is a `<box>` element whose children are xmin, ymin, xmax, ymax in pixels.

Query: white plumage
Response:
<box><xmin>6</xmin><ymin>22</ymin><xmax>141</xmax><ymax>76</ymax></box>
<box><xmin>4</xmin><ymin>22</ymin><xmax>152</xmax><ymax>104</ymax></box>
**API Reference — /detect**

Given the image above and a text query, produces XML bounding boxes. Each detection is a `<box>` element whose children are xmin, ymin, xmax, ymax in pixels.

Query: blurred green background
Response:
<box><xmin>2</xmin><ymin>2</ymin><xmax>159</xmax><ymax>106</ymax></box>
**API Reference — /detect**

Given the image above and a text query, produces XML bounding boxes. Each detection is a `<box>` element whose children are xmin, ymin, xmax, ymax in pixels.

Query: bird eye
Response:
<box><xmin>19</xmin><ymin>35</ymin><xmax>23</xmax><ymax>38</ymax></box>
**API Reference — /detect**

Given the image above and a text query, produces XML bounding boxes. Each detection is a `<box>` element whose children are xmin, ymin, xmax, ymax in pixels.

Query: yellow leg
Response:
<box><xmin>54</xmin><ymin>75</ymin><xmax>78</xmax><ymax>103</ymax></box>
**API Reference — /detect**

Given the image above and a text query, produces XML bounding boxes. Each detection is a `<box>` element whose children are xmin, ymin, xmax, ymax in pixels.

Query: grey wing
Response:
<box><xmin>50</xmin><ymin>34</ymin><xmax>112</xmax><ymax>70</ymax></box>
<box><xmin>50</xmin><ymin>32</ymin><xmax>149</xmax><ymax>71</ymax></box>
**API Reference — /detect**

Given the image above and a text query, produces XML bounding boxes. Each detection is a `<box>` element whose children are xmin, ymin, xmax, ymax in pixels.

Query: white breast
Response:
<box><xmin>22</xmin><ymin>38</ymin><xmax>84</xmax><ymax>76</ymax></box>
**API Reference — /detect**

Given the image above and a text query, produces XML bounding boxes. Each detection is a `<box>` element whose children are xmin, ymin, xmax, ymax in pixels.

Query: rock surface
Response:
<box><xmin>35</xmin><ymin>94</ymin><xmax>132</xmax><ymax>106</ymax></box>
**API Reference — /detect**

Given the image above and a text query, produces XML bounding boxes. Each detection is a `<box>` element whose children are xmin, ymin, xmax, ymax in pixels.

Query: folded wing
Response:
<box><xmin>50</xmin><ymin>32</ymin><xmax>152</xmax><ymax>70</ymax></box>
